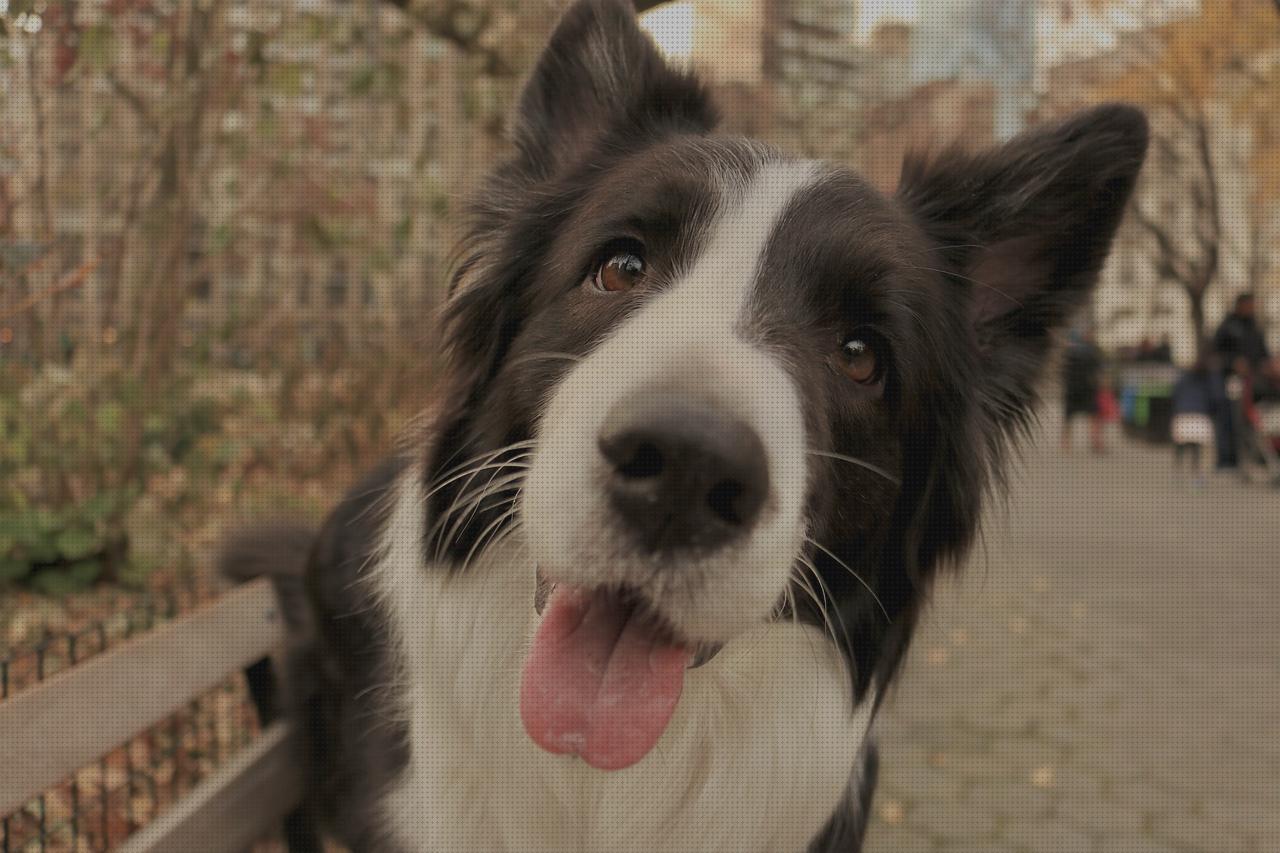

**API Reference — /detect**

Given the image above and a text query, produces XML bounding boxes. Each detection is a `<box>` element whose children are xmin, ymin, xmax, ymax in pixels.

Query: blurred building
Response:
<box><xmin>653</xmin><ymin>0</ymin><xmax>1278</xmax><ymax>363</ymax></box>
<box><xmin>3</xmin><ymin>0</ymin><xmax>1275</xmax><ymax>364</ymax></box>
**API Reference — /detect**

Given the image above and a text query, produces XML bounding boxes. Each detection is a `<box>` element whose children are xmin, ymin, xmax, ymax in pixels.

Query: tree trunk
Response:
<box><xmin>1188</xmin><ymin>283</ymin><xmax>1208</xmax><ymax>355</ymax></box>
<box><xmin>128</xmin><ymin>0</ymin><xmax>224</xmax><ymax>378</ymax></box>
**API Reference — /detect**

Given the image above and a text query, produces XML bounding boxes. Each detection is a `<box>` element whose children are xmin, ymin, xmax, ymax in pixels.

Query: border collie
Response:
<box><xmin>222</xmin><ymin>1</ymin><xmax>1148</xmax><ymax>849</ymax></box>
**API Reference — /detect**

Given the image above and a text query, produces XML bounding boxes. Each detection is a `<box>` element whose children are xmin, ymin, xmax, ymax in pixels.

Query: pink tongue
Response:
<box><xmin>520</xmin><ymin>586</ymin><xmax>690</xmax><ymax>770</ymax></box>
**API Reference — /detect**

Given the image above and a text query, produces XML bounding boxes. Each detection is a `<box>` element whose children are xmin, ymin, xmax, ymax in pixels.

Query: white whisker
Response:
<box><xmin>435</xmin><ymin>438</ymin><xmax>536</xmax><ymax>481</ymax></box>
<box><xmin>431</xmin><ymin>470</ymin><xmax>527</xmax><ymax>561</ymax></box>
<box><xmin>791</xmin><ymin>561</ymin><xmax>841</xmax><ymax>651</ymax></box>
<box><xmin>806</xmin><ymin>450</ymin><xmax>900</xmax><ymax>487</ymax></box>
<box><xmin>421</xmin><ymin>445</ymin><xmax>534</xmax><ymax>505</ymax></box>
<box><xmin>804</xmin><ymin>535</ymin><xmax>890</xmax><ymax>623</ymax></box>
<box><xmin>796</xmin><ymin>554</ymin><xmax>855</xmax><ymax>651</ymax></box>
<box><xmin>460</xmin><ymin>502</ymin><xmax>523</xmax><ymax>575</ymax></box>
<box><xmin>506</xmin><ymin>350</ymin><xmax>584</xmax><ymax>369</ymax></box>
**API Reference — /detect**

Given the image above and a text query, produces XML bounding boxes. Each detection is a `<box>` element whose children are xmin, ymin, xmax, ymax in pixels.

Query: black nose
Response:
<box><xmin>598</xmin><ymin>394</ymin><xmax>769</xmax><ymax>555</ymax></box>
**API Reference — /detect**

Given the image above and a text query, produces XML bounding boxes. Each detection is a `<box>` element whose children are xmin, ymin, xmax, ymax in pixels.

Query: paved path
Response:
<box><xmin>865</xmin><ymin>412</ymin><xmax>1280</xmax><ymax>853</ymax></box>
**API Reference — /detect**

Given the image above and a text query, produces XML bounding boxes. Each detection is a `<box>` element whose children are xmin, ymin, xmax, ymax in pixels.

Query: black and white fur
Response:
<box><xmin>222</xmin><ymin>2</ymin><xmax>1148</xmax><ymax>850</ymax></box>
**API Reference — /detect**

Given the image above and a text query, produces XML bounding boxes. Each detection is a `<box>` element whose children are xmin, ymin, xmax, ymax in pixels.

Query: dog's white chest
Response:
<box><xmin>370</xmin><ymin>486</ymin><xmax>871</xmax><ymax>853</ymax></box>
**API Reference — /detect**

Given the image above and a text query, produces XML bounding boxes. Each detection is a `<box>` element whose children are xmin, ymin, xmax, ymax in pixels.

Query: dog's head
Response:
<box><xmin>421</xmin><ymin>0</ymin><xmax>1146</xmax><ymax>769</ymax></box>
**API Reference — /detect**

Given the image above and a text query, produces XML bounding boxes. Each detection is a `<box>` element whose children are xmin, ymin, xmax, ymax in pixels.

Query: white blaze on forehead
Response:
<box><xmin>523</xmin><ymin>156</ymin><xmax>825</xmax><ymax>642</ymax></box>
<box><xmin>663</xmin><ymin>158</ymin><xmax>822</xmax><ymax>330</ymax></box>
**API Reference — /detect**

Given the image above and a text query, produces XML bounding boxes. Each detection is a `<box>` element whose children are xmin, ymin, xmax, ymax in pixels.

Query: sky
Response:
<box><xmin>856</xmin><ymin>0</ymin><xmax>921</xmax><ymax>38</ymax></box>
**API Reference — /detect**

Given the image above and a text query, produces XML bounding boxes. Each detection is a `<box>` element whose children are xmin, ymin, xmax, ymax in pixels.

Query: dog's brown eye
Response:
<box><xmin>838</xmin><ymin>337</ymin><xmax>880</xmax><ymax>384</ymax></box>
<box><xmin>591</xmin><ymin>251</ymin><xmax>645</xmax><ymax>293</ymax></box>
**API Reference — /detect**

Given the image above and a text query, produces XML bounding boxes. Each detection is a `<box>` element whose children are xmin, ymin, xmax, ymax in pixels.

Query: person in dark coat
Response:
<box><xmin>1214</xmin><ymin>293</ymin><xmax>1270</xmax><ymax>371</ymax></box>
<box><xmin>1151</xmin><ymin>334</ymin><xmax>1173</xmax><ymax>364</ymax></box>
<box><xmin>1061</xmin><ymin>330</ymin><xmax>1105</xmax><ymax>453</ymax></box>
<box><xmin>1212</xmin><ymin>293</ymin><xmax>1271</xmax><ymax>467</ymax></box>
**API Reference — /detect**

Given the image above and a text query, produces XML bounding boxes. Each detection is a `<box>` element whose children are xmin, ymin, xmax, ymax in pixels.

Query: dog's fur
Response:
<box><xmin>221</xmin><ymin>2</ymin><xmax>1148</xmax><ymax>850</ymax></box>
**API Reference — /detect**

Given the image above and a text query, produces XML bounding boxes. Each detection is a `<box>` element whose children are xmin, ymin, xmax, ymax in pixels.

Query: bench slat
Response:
<box><xmin>0</xmin><ymin>578</ymin><xmax>285</xmax><ymax>816</ymax></box>
<box><xmin>117</xmin><ymin>720</ymin><xmax>302</xmax><ymax>853</ymax></box>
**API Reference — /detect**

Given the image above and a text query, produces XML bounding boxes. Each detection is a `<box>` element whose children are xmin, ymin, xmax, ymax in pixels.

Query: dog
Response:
<box><xmin>221</xmin><ymin>1</ymin><xmax>1148</xmax><ymax>849</ymax></box>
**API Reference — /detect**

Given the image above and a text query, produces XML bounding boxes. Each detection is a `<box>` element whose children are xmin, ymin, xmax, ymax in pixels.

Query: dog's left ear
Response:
<box><xmin>897</xmin><ymin>104</ymin><xmax>1148</xmax><ymax>432</ymax></box>
<box><xmin>512</xmin><ymin>0</ymin><xmax>717</xmax><ymax>178</ymax></box>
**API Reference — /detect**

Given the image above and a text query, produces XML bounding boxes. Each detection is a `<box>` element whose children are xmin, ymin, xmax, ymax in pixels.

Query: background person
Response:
<box><xmin>1225</xmin><ymin>356</ymin><xmax>1280</xmax><ymax>486</ymax></box>
<box><xmin>1061</xmin><ymin>330</ymin><xmax>1106</xmax><ymax>453</ymax></box>
<box><xmin>1213</xmin><ymin>293</ymin><xmax>1271</xmax><ymax>370</ymax></box>
<box><xmin>1212</xmin><ymin>293</ymin><xmax>1270</xmax><ymax>468</ymax></box>
<box><xmin>1170</xmin><ymin>356</ymin><xmax>1222</xmax><ymax>487</ymax></box>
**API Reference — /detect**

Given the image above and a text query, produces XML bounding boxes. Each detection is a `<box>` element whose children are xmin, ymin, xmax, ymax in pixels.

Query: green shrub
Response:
<box><xmin>0</xmin><ymin>363</ymin><xmax>222</xmax><ymax>594</ymax></box>
<box><xmin>0</xmin><ymin>490</ymin><xmax>134</xmax><ymax>594</ymax></box>
<box><xmin>0</xmin><ymin>344</ymin><xmax>429</xmax><ymax>597</ymax></box>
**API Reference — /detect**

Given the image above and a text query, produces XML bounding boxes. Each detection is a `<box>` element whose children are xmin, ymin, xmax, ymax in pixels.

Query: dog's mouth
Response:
<box><xmin>522</xmin><ymin>569</ymin><xmax>721</xmax><ymax>770</ymax></box>
<box><xmin>533</xmin><ymin>569</ymin><xmax>722</xmax><ymax>667</ymax></box>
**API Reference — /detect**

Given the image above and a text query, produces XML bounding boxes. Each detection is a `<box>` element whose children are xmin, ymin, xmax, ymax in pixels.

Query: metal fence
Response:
<box><xmin>0</xmin><ymin>579</ymin><xmax>283</xmax><ymax>853</ymax></box>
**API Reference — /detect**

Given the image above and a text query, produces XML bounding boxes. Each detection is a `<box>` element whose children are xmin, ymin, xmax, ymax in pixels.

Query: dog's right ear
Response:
<box><xmin>512</xmin><ymin>0</ymin><xmax>717</xmax><ymax>178</ymax></box>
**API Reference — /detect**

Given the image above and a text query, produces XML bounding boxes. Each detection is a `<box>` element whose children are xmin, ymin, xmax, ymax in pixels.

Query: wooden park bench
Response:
<box><xmin>0</xmin><ymin>578</ymin><xmax>320</xmax><ymax>852</ymax></box>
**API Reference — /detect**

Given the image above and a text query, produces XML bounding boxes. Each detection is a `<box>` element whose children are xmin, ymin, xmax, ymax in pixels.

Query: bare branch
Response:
<box><xmin>24</xmin><ymin>37</ymin><xmax>54</xmax><ymax>239</ymax></box>
<box><xmin>0</xmin><ymin>258</ymin><xmax>99</xmax><ymax>322</ymax></box>
<box><xmin>1129</xmin><ymin>201</ymin><xmax>1195</xmax><ymax>288</ymax></box>
<box><xmin>381</xmin><ymin>0</ymin><xmax>673</xmax><ymax>72</ymax></box>
<box><xmin>1189</xmin><ymin>107</ymin><xmax>1224</xmax><ymax>248</ymax></box>
<box><xmin>105</xmin><ymin>72</ymin><xmax>155</xmax><ymax>129</ymax></box>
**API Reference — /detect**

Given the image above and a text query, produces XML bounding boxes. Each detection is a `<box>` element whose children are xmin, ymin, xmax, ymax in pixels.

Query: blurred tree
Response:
<box><xmin>1101</xmin><ymin>0</ymin><xmax>1280</xmax><ymax>345</ymax></box>
<box><xmin>382</xmin><ymin>0</ymin><xmax>592</xmax><ymax>76</ymax></box>
<box><xmin>0</xmin><ymin>0</ymin><xmax>536</xmax><ymax>369</ymax></box>
<box><xmin>125</xmin><ymin>0</ymin><xmax>232</xmax><ymax>378</ymax></box>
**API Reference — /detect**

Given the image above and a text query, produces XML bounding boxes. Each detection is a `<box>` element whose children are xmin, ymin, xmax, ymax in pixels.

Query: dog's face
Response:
<box><xmin>422</xmin><ymin>0</ymin><xmax>1146</xmax><ymax>768</ymax></box>
<box><xmin>519</xmin><ymin>149</ymin><xmax>931</xmax><ymax>644</ymax></box>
